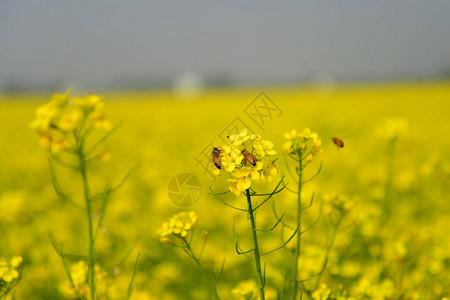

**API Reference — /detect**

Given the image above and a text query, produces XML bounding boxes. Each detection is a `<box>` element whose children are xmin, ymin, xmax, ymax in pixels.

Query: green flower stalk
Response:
<box><xmin>211</xmin><ymin>129</ymin><xmax>290</xmax><ymax>300</ymax></box>
<box><xmin>158</xmin><ymin>212</ymin><xmax>221</xmax><ymax>300</ymax></box>
<box><xmin>31</xmin><ymin>89</ymin><xmax>120</xmax><ymax>299</ymax></box>
<box><xmin>283</xmin><ymin>128</ymin><xmax>323</xmax><ymax>300</ymax></box>
<box><xmin>245</xmin><ymin>189</ymin><xmax>265</xmax><ymax>300</ymax></box>
<box><xmin>376</xmin><ymin>118</ymin><xmax>409</xmax><ymax>219</ymax></box>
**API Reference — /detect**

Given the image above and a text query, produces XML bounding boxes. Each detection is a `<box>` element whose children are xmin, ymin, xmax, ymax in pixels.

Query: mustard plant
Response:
<box><xmin>158</xmin><ymin>211</ymin><xmax>222</xmax><ymax>300</ymax></box>
<box><xmin>210</xmin><ymin>129</ymin><xmax>290</xmax><ymax>300</ymax></box>
<box><xmin>282</xmin><ymin>128</ymin><xmax>323</xmax><ymax>299</ymax></box>
<box><xmin>31</xmin><ymin>89</ymin><xmax>136</xmax><ymax>299</ymax></box>
<box><xmin>0</xmin><ymin>256</ymin><xmax>22</xmax><ymax>300</ymax></box>
<box><xmin>376</xmin><ymin>119</ymin><xmax>409</xmax><ymax>219</ymax></box>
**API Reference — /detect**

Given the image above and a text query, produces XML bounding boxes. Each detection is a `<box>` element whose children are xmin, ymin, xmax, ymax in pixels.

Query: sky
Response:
<box><xmin>1</xmin><ymin>1</ymin><xmax>450</xmax><ymax>91</ymax></box>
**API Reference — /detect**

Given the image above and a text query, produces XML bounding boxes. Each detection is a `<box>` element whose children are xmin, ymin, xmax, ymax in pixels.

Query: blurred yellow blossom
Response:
<box><xmin>376</xmin><ymin>118</ymin><xmax>409</xmax><ymax>141</ymax></box>
<box><xmin>30</xmin><ymin>89</ymin><xmax>110</xmax><ymax>153</ymax></box>
<box><xmin>324</xmin><ymin>192</ymin><xmax>354</xmax><ymax>215</ymax></box>
<box><xmin>59</xmin><ymin>261</ymin><xmax>110</xmax><ymax>299</ymax></box>
<box><xmin>312</xmin><ymin>284</ymin><xmax>331</xmax><ymax>300</ymax></box>
<box><xmin>0</xmin><ymin>256</ymin><xmax>22</xmax><ymax>283</ymax></box>
<box><xmin>232</xmin><ymin>280</ymin><xmax>258</xmax><ymax>300</ymax></box>
<box><xmin>158</xmin><ymin>211</ymin><xmax>198</xmax><ymax>239</ymax></box>
<box><xmin>283</xmin><ymin>128</ymin><xmax>323</xmax><ymax>161</ymax></box>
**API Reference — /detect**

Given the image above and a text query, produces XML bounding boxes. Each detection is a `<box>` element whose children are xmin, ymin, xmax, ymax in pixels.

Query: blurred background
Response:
<box><xmin>1</xmin><ymin>1</ymin><xmax>450</xmax><ymax>299</ymax></box>
<box><xmin>1</xmin><ymin>1</ymin><xmax>450</xmax><ymax>92</ymax></box>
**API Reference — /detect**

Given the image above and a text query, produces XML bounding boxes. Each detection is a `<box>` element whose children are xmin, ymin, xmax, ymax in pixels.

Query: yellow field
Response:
<box><xmin>1</xmin><ymin>82</ymin><xmax>449</xmax><ymax>299</ymax></box>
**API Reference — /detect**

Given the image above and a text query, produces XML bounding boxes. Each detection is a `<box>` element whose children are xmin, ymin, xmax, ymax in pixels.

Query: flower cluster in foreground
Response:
<box><xmin>213</xmin><ymin>129</ymin><xmax>278</xmax><ymax>196</ymax></box>
<box><xmin>0</xmin><ymin>256</ymin><xmax>22</xmax><ymax>283</ymax></box>
<box><xmin>283</xmin><ymin>128</ymin><xmax>322</xmax><ymax>162</ymax></box>
<box><xmin>30</xmin><ymin>89</ymin><xmax>111</xmax><ymax>154</ymax></box>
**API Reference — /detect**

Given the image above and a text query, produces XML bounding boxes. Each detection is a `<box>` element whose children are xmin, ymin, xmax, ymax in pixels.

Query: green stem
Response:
<box><xmin>245</xmin><ymin>189</ymin><xmax>265</xmax><ymax>300</ymax></box>
<box><xmin>291</xmin><ymin>155</ymin><xmax>303</xmax><ymax>300</ymax></box>
<box><xmin>384</xmin><ymin>139</ymin><xmax>396</xmax><ymax>219</ymax></box>
<box><xmin>183</xmin><ymin>238</ymin><xmax>220</xmax><ymax>300</ymax></box>
<box><xmin>313</xmin><ymin>215</ymin><xmax>343</xmax><ymax>291</ymax></box>
<box><xmin>78</xmin><ymin>140</ymin><xmax>96</xmax><ymax>300</ymax></box>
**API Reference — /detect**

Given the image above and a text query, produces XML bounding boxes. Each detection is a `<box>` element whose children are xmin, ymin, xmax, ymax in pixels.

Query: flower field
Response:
<box><xmin>0</xmin><ymin>82</ymin><xmax>449</xmax><ymax>299</ymax></box>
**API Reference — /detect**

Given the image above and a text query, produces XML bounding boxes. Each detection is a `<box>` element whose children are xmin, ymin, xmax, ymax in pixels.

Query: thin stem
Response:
<box><xmin>182</xmin><ymin>238</ymin><xmax>220</xmax><ymax>300</ymax></box>
<box><xmin>291</xmin><ymin>153</ymin><xmax>303</xmax><ymax>300</ymax></box>
<box><xmin>245</xmin><ymin>189</ymin><xmax>265</xmax><ymax>300</ymax></box>
<box><xmin>383</xmin><ymin>139</ymin><xmax>396</xmax><ymax>219</ymax></box>
<box><xmin>78</xmin><ymin>138</ymin><xmax>96</xmax><ymax>300</ymax></box>
<box><xmin>313</xmin><ymin>216</ymin><xmax>343</xmax><ymax>290</ymax></box>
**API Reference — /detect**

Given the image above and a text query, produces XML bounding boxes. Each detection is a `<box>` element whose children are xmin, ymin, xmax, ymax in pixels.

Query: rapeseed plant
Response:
<box><xmin>0</xmin><ymin>256</ymin><xmax>22</xmax><ymax>299</ymax></box>
<box><xmin>31</xmin><ymin>90</ymin><xmax>136</xmax><ymax>300</ymax></box>
<box><xmin>210</xmin><ymin>129</ymin><xmax>289</xmax><ymax>300</ymax></box>
<box><xmin>158</xmin><ymin>211</ymin><xmax>221</xmax><ymax>299</ymax></box>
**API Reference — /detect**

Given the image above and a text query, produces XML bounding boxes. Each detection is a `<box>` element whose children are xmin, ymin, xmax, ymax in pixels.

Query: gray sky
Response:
<box><xmin>1</xmin><ymin>1</ymin><xmax>450</xmax><ymax>90</ymax></box>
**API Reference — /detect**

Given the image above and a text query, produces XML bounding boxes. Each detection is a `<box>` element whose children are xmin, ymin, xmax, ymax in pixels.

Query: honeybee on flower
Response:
<box><xmin>212</xmin><ymin>129</ymin><xmax>278</xmax><ymax>197</ymax></box>
<box><xmin>211</xmin><ymin>147</ymin><xmax>223</xmax><ymax>170</ymax></box>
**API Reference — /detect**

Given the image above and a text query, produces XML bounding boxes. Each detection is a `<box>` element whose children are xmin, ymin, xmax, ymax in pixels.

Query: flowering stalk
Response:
<box><xmin>158</xmin><ymin>212</ymin><xmax>221</xmax><ymax>300</ymax></box>
<box><xmin>181</xmin><ymin>237</ymin><xmax>220</xmax><ymax>300</ymax></box>
<box><xmin>245</xmin><ymin>189</ymin><xmax>265</xmax><ymax>300</ymax></box>
<box><xmin>376</xmin><ymin>119</ymin><xmax>409</xmax><ymax>219</ymax></box>
<box><xmin>291</xmin><ymin>154</ymin><xmax>303</xmax><ymax>300</ymax></box>
<box><xmin>77</xmin><ymin>137</ymin><xmax>96</xmax><ymax>300</ymax></box>
<box><xmin>283</xmin><ymin>128</ymin><xmax>323</xmax><ymax>300</ymax></box>
<box><xmin>31</xmin><ymin>89</ymin><xmax>115</xmax><ymax>299</ymax></box>
<box><xmin>210</xmin><ymin>129</ymin><xmax>288</xmax><ymax>299</ymax></box>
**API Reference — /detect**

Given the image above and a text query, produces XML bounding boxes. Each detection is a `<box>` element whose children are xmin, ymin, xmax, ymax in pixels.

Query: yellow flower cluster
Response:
<box><xmin>312</xmin><ymin>284</ymin><xmax>331</xmax><ymax>300</ymax></box>
<box><xmin>376</xmin><ymin>118</ymin><xmax>409</xmax><ymax>141</ymax></box>
<box><xmin>231</xmin><ymin>280</ymin><xmax>258</xmax><ymax>300</ymax></box>
<box><xmin>30</xmin><ymin>89</ymin><xmax>111</xmax><ymax>154</ymax></box>
<box><xmin>324</xmin><ymin>192</ymin><xmax>355</xmax><ymax>215</ymax></box>
<box><xmin>59</xmin><ymin>261</ymin><xmax>111</xmax><ymax>299</ymax></box>
<box><xmin>283</xmin><ymin>128</ymin><xmax>322</xmax><ymax>162</ymax></box>
<box><xmin>158</xmin><ymin>211</ymin><xmax>198</xmax><ymax>241</ymax></box>
<box><xmin>0</xmin><ymin>256</ymin><xmax>22</xmax><ymax>283</ymax></box>
<box><xmin>214</xmin><ymin>129</ymin><xmax>278</xmax><ymax>197</ymax></box>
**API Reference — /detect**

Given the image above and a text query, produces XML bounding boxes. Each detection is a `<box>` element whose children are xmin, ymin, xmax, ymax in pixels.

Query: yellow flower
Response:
<box><xmin>253</xmin><ymin>139</ymin><xmax>277</xmax><ymax>158</ymax></box>
<box><xmin>50</xmin><ymin>88</ymin><xmax>71</xmax><ymax>107</ymax></box>
<box><xmin>376</xmin><ymin>118</ymin><xmax>409</xmax><ymax>141</ymax></box>
<box><xmin>0</xmin><ymin>256</ymin><xmax>22</xmax><ymax>283</ymax></box>
<box><xmin>89</xmin><ymin>110</ymin><xmax>111</xmax><ymax>131</ymax></box>
<box><xmin>214</xmin><ymin>129</ymin><xmax>278</xmax><ymax>197</ymax></box>
<box><xmin>231</xmin><ymin>280</ymin><xmax>258</xmax><ymax>299</ymax></box>
<box><xmin>284</xmin><ymin>129</ymin><xmax>298</xmax><ymax>139</ymax></box>
<box><xmin>50</xmin><ymin>133</ymin><xmax>70</xmax><ymax>154</ymax></box>
<box><xmin>228</xmin><ymin>177</ymin><xmax>252</xmax><ymax>197</ymax></box>
<box><xmin>158</xmin><ymin>211</ymin><xmax>198</xmax><ymax>239</ymax></box>
<box><xmin>10</xmin><ymin>256</ymin><xmax>22</xmax><ymax>268</ymax></box>
<box><xmin>31</xmin><ymin>89</ymin><xmax>112</xmax><ymax>152</ymax></box>
<box><xmin>30</xmin><ymin>103</ymin><xmax>58</xmax><ymax>132</ymax></box>
<box><xmin>72</xmin><ymin>94</ymin><xmax>102</xmax><ymax>108</ymax></box>
<box><xmin>284</xmin><ymin>128</ymin><xmax>322</xmax><ymax>162</ymax></box>
<box><xmin>312</xmin><ymin>284</ymin><xmax>331</xmax><ymax>300</ymax></box>
<box><xmin>71</xmin><ymin>261</ymin><xmax>88</xmax><ymax>286</ymax></box>
<box><xmin>228</xmin><ymin>129</ymin><xmax>251</xmax><ymax>146</ymax></box>
<box><xmin>57</xmin><ymin>108</ymin><xmax>82</xmax><ymax>132</ymax></box>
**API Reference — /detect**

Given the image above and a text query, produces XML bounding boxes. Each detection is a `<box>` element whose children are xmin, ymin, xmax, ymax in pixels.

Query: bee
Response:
<box><xmin>242</xmin><ymin>149</ymin><xmax>257</xmax><ymax>166</ymax></box>
<box><xmin>332</xmin><ymin>137</ymin><xmax>345</xmax><ymax>149</ymax></box>
<box><xmin>211</xmin><ymin>147</ymin><xmax>223</xmax><ymax>169</ymax></box>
